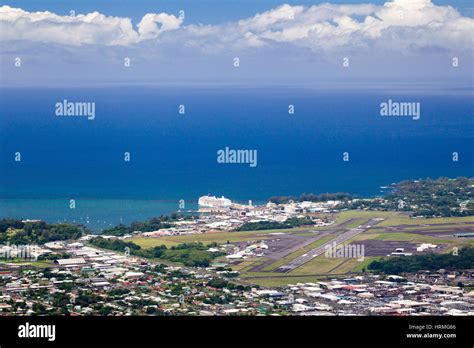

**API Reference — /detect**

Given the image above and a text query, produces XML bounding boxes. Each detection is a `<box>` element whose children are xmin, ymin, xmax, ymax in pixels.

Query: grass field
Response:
<box><xmin>394</xmin><ymin>225</ymin><xmax>474</xmax><ymax>233</ymax></box>
<box><xmin>334</xmin><ymin>210</ymin><xmax>474</xmax><ymax>227</ymax></box>
<box><xmin>351</xmin><ymin>257</ymin><xmax>379</xmax><ymax>272</ymax></box>
<box><xmin>374</xmin><ymin>232</ymin><xmax>453</xmax><ymax>244</ymax></box>
<box><xmin>378</xmin><ymin>215</ymin><xmax>474</xmax><ymax>227</ymax></box>
<box><xmin>0</xmin><ymin>259</ymin><xmax>53</xmax><ymax>268</ymax></box>
<box><xmin>328</xmin><ymin>258</ymin><xmax>364</xmax><ymax>274</ymax></box>
<box><xmin>241</xmin><ymin>256</ymin><xmax>378</xmax><ymax>287</ymax></box>
<box><xmin>336</xmin><ymin>210</ymin><xmax>400</xmax><ymax>221</ymax></box>
<box><xmin>349</xmin><ymin>231</ymin><xmax>454</xmax><ymax>244</ymax></box>
<box><xmin>290</xmin><ymin>255</ymin><xmax>347</xmax><ymax>275</ymax></box>
<box><xmin>131</xmin><ymin>227</ymin><xmax>307</xmax><ymax>248</ymax></box>
<box><xmin>228</xmin><ymin>260</ymin><xmax>260</xmax><ymax>272</ymax></box>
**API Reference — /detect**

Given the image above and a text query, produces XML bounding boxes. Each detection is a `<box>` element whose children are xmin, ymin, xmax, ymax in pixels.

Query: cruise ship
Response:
<box><xmin>198</xmin><ymin>195</ymin><xmax>232</xmax><ymax>209</ymax></box>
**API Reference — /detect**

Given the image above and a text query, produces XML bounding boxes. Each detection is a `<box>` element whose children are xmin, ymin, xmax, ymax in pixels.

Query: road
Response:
<box><xmin>275</xmin><ymin>218</ymin><xmax>385</xmax><ymax>273</ymax></box>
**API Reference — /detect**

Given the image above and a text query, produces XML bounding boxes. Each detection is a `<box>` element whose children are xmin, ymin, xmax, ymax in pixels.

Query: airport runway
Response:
<box><xmin>245</xmin><ymin>218</ymin><xmax>361</xmax><ymax>273</ymax></box>
<box><xmin>275</xmin><ymin>218</ymin><xmax>385</xmax><ymax>273</ymax></box>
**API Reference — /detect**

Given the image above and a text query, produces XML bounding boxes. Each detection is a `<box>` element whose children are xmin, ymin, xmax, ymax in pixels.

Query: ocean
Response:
<box><xmin>0</xmin><ymin>86</ymin><xmax>473</xmax><ymax>231</ymax></box>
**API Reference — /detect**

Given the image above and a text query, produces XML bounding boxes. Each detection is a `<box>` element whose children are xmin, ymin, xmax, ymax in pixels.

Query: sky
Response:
<box><xmin>1</xmin><ymin>0</ymin><xmax>473</xmax><ymax>88</ymax></box>
<box><xmin>4</xmin><ymin>0</ymin><xmax>474</xmax><ymax>23</ymax></box>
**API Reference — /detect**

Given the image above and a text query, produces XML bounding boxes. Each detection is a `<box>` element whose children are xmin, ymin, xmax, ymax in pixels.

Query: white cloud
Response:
<box><xmin>0</xmin><ymin>5</ymin><xmax>181</xmax><ymax>45</ymax></box>
<box><xmin>230</xmin><ymin>0</ymin><xmax>472</xmax><ymax>52</ymax></box>
<box><xmin>137</xmin><ymin>13</ymin><xmax>182</xmax><ymax>41</ymax></box>
<box><xmin>237</xmin><ymin>4</ymin><xmax>305</xmax><ymax>32</ymax></box>
<box><xmin>1</xmin><ymin>1</ymin><xmax>473</xmax><ymax>52</ymax></box>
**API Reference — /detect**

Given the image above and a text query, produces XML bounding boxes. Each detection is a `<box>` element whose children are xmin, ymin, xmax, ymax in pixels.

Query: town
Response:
<box><xmin>0</xmin><ymin>237</ymin><xmax>473</xmax><ymax>316</ymax></box>
<box><xmin>0</xmin><ymin>178</ymin><xmax>473</xmax><ymax>316</ymax></box>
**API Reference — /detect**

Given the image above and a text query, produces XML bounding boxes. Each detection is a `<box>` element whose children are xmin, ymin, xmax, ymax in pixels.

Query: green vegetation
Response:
<box><xmin>0</xmin><ymin>219</ymin><xmax>83</xmax><ymax>245</ymax></box>
<box><xmin>37</xmin><ymin>252</ymin><xmax>70</xmax><ymax>261</ymax></box>
<box><xmin>269</xmin><ymin>192</ymin><xmax>353</xmax><ymax>204</ymax></box>
<box><xmin>378</xmin><ymin>214</ymin><xmax>474</xmax><ymax>227</ymax></box>
<box><xmin>90</xmin><ymin>237</ymin><xmax>223</xmax><ymax>267</ymax></box>
<box><xmin>89</xmin><ymin>237</ymin><xmax>141</xmax><ymax>253</ymax></box>
<box><xmin>235</xmin><ymin>217</ymin><xmax>314</xmax><ymax>231</ymax></box>
<box><xmin>374</xmin><ymin>232</ymin><xmax>452</xmax><ymax>244</ymax></box>
<box><xmin>389</xmin><ymin>177</ymin><xmax>474</xmax><ymax>217</ymax></box>
<box><xmin>290</xmin><ymin>254</ymin><xmax>347</xmax><ymax>275</ymax></box>
<box><xmin>101</xmin><ymin>213</ymin><xmax>197</xmax><ymax>236</ymax></box>
<box><xmin>207</xmin><ymin>278</ymin><xmax>251</xmax><ymax>291</ymax></box>
<box><xmin>0</xmin><ymin>258</ymin><xmax>53</xmax><ymax>268</ymax></box>
<box><xmin>368</xmin><ymin>247</ymin><xmax>474</xmax><ymax>274</ymax></box>
<box><xmin>42</xmin><ymin>268</ymin><xmax>74</xmax><ymax>279</ymax></box>
<box><xmin>75</xmin><ymin>291</ymin><xmax>102</xmax><ymax>307</ymax></box>
<box><xmin>160</xmin><ymin>243</ymin><xmax>225</xmax><ymax>267</ymax></box>
<box><xmin>339</xmin><ymin>177</ymin><xmax>474</xmax><ymax>218</ymax></box>
<box><xmin>108</xmin><ymin>288</ymin><xmax>130</xmax><ymax>298</ymax></box>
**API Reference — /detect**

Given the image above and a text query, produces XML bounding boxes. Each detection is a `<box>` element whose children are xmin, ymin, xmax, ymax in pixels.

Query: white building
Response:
<box><xmin>54</xmin><ymin>258</ymin><xmax>86</xmax><ymax>267</ymax></box>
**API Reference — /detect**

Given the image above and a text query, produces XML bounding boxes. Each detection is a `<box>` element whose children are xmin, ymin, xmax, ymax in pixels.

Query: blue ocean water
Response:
<box><xmin>0</xmin><ymin>87</ymin><xmax>472</xmax><ymax>231</ymax></box>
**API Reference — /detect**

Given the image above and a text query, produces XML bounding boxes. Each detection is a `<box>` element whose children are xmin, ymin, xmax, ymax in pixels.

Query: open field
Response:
<box><xmin>290</xmin><ymin>255</ymin><xmax>347</xmax><ymax>275</ymax></box>
<box><xmin>378</xmin><ymin>215</ymin><xmax>474</xmax><ymax>227</ymax></box>
<box><xmin>228</xmin><ymin>260</ymin><xmax>260</xmax><ymax>272</ymax></box>
<box><xmin>374</xmin><ymin>232</ymin><xmax>454</xmax><ymax>243</ymax></box>
<box><xmin>131</xmin><ymin>237</ymin><xmax>180</xmax><ymax>248</ymax></box>
<box><xmin>0</xmin><ymin>259</ymin><xmax>53</xmax><ymax>268</ymax></box>
<box><xmin>374</xmin><ymin>223</ymin><xmax>474</xmax><ymax>232</ymax></box>
<box><xmin>131</xmin><ymin>227</ymin><xmax>308</xmax><ymax>248</ymax></box>
<box><xmin>238</xmin><ymin>260</ymin><xmax>379</xmax><ymax>287</ymax></box>
<box><xmin>351</xmin><ymin>231</ymin><xmax>454</xmax><ymax>244</ymax></box>
<box><xmin>330</xmin><ymin>210</ymin><xmax>474</xmax><ymax>226</ymax></box>
<box><xmin>351</xmin><ymin>257</ymin><xmax>379</xmax><ymax>272</ymax></box>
